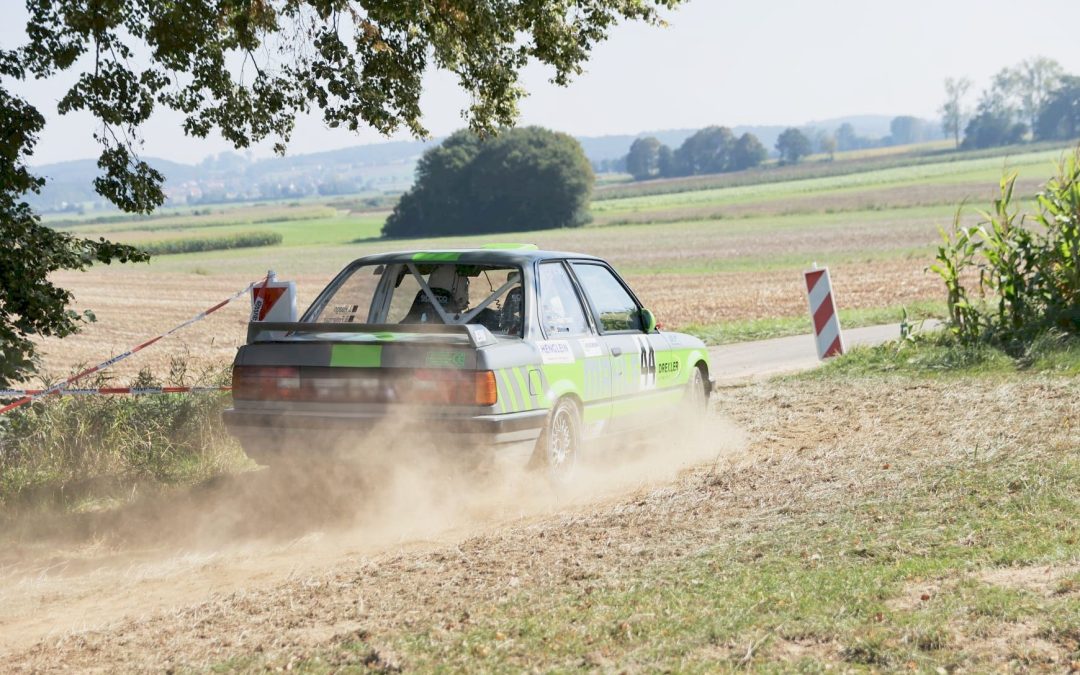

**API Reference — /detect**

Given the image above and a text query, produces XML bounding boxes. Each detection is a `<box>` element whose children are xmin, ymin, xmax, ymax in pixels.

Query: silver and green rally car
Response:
<box><xmin>224</xmin><ymin>245</ymin><xmax>713</xmax><ymax>479</ymax></box>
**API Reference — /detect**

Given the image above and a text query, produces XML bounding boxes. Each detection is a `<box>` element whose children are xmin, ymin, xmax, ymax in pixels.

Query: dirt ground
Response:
<box><xmin>2</xmin><ymin>374</ymin><xmax>1076</xmax><ymax>671</ymax></box>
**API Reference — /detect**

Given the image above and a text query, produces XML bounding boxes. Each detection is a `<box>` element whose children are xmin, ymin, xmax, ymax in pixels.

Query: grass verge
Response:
<box><xmin>683</xmin><ymin>300</ymin><xmax>946</xmax><ymax>345</ymax></box>
<box><xmin>809</xmin><ymin>329</ymin><xmax>1080</xmax><ymax>378</ymax></box>
<box><xmin>0</xmin><ymin>363</ymin><xmax>250</xmax><ymax>517</ymax></box>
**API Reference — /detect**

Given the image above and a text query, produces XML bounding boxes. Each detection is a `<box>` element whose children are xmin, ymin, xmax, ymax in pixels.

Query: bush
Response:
<box><xmin>930</xmin><ymin>147</ymin><xmax>1080</xmax><ymax>350</ymax></box>
<box><xmin>138</xmin><ymin>230</ymin><xmax>283</xmax><ymax>255</ymax></box>
<box><xmin>382</xmin><ymin>127</ymin><xmax>594</xmax><ymax>237</ymax></box>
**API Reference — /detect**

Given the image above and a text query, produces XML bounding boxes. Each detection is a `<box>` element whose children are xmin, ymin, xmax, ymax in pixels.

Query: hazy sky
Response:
<box><xmin>5</xmin><ymin>0</ymin><xmax>1080</xmax><ymax>165</ymax></box>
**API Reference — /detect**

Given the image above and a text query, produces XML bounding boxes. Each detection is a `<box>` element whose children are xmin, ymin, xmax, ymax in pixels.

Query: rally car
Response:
<box><xmin>224</xmin><ymin>245</ymin><xmax>713</xmax><ymax>481</ymax></box>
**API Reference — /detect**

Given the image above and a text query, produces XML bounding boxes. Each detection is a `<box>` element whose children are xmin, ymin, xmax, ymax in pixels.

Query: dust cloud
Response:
<box><xmin>0</xmin><ymin>409</ymin><xmax>745</xmax><ymax>654</ymax></box>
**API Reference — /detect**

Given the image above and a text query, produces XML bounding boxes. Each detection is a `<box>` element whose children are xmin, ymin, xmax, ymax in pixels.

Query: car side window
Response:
<box><xmin>571</xmin><ymin>263</ymin><xmax>642</xmax><ymax>332</ymax></box>
<box><xmin>537</xmin><ymin>262</ymin><xmax>591</xmax><ymax>337</ymax></box>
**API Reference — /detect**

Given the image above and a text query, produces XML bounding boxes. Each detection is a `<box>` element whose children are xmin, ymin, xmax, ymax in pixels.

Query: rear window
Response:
<box><xmin>308</xmin><ymin>262</ymin><xmax>525</xmax><ymax>337</ymax></box>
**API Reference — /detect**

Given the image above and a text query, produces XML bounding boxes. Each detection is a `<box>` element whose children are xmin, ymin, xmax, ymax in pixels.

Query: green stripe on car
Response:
<box><xmin>329</xmin><ymin>344</ymin><xmax>382</xmax><ymax>367</ymax></box>
<box><xmin>411</xmin><ymin>252</ymin><xmax>461</xmax><ymax>261</ymax></box>
<box><xmin>506</xmin><ymin>368</ymin><xmax>527</xmax><ymax>412</ymax></box>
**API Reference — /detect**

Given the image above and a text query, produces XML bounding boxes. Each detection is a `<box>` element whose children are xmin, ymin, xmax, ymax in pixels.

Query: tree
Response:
<box><xmin>989</xmin><ymin>57</ymin><xmax>1064</xmax><ymax>132</ymax></box>
<box><xmin>382</xmin><ymin>127</ymin><xmax>593</xmax><ymax>237</ymax></box>
<box><xmin>775</xmin><ymin>128</ymin><xmax>811</xmax><ymax>164</ymax></box>
<box><xmin>0</xmin><ymin>91</ymin><xmax>149</xmax><ymax>386</ymax></box>
<box><xmin>731</xmin><ymin>133</ymin><xmax>767</xmax><ymax>171</ymax></box>
<box><xmin>386</xmin><ymin>130</ymin><xmax>483</xmax><ymax>235</ymax></box>
<box><xmin>817</xmin><ymin>133</ymin><xmax>837</xmax><ymax>160</ymax></box>
<box><xmin>1036</xmin><ymin>76</ymin><xmax>1080</xmax><ymax>140</ymax></box>
<box><xmin>656</xmin><ymin>144</ymin><xmax>676</xmax><ymax>178</ymax></box>
<box><xmin>890</xmin><ymin>116</ymin><xmax>925</xmax><ymax>145</ymax></box>
<box><xmin>961</xmin><ymin>106</ymin><xmax>1027</xmax><ymax>149</ymax></box>
<box><xmin>673</xmin><ymin>126</ymin><xmax>736</xmax><ymax>175</ymax></box>
<box><xmin>941</xmin><ymin>77</ymin><xmax>973</xmax><ymax>148</ymax></box>
<box><xmin>0</xmin><ymin>1</ymin><xmax>683</xmax><ymax>387</ymax></box>
<box><xmin>625</xmin><ymin>137</ymin><xmax>663</xmax><ymax>181</ymax></box>
<box><xmin>834</xmin><ymin>122</ymin><xmax>862</xmax><ymax>152</ymax></box>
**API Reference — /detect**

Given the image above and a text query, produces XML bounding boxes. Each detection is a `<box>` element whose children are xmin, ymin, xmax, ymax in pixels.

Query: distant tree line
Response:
<box><xmin>623</xmin><ymin>126</ymin><xmax>768</xmax><ymax>180</ymax></box>
<box><xmin>942</xmin><ymin>57</ymin><xmax>1080</xmax><ymax>150</ymax></box>
<box><xmin>383</xmin><ymin>127</ymin><xmax>593</xmax><ymax>237</ymax></box>
<box><xmin>619</xmin><ymin>115</ymin><xmax>952</xmax><ymax>181</ymax></box>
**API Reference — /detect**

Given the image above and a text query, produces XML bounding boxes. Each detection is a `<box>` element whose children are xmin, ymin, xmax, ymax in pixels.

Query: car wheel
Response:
<box><xmin>687</xmin><ymin>365</ymin><xmax>709</xmax><ymax>414</ymax></box>
<box><xmin>541</xmin><ymin>398</ymin><xmax>581</xmax><ymax>485</ymax></box>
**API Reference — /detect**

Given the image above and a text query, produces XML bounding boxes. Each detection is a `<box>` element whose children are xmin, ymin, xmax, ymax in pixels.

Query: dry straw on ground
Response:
<box><xmin>2</xmin><ymin>374</ymin><xmax>1076</xmax><ymax>671</ymax></box>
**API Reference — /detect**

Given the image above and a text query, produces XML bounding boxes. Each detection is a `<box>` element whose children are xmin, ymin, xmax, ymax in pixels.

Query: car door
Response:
<box><xmin>569</xmin><ymin>261</ymin><xmax>670</xmax><ymax>431</ymax></box>
<box><xmin>535</xmin><ymin>261</ymin><xmax>612</xmax><ymax>434</ymax></box>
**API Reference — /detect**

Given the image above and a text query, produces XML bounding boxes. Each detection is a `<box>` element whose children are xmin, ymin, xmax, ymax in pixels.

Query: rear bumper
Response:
<box><xmin>223</xmin><ymin>407</ymin><xmax>547</xmax><ymax>448</ymax></box>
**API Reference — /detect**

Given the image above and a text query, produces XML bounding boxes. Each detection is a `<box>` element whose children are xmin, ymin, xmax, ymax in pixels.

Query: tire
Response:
<box><xmin>687</xmin><ymin>365</ymin><xmax>709</xmax><ymax>415</ymax></box>
<box><xmin>537</xmin><ymin>398</ymin><xmax>581</xmax><ymax>485</ymax></box>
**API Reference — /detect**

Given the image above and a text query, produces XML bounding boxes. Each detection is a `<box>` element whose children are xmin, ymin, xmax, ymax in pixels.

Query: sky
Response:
<box><xmin>4</xmin><ymin>0</ymin><xmax>1080</xmax><ymax>166</ymax></box>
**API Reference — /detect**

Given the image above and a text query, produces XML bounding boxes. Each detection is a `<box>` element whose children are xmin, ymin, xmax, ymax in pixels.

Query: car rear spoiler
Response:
<box><xmin>246</xmin><ymin>322</ymin><xmax>498</xmax><ymax>348</ymax></box>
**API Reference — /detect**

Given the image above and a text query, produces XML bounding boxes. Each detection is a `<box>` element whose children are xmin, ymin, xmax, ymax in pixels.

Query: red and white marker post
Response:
<box><xmin>250</xmin><ymin>270</ymin><xmax>297</xmax><ymax>323</ymax></box>
<box><xmin>804</xmin><ymin>266</ymin><xmax>844</xmax><ymax>359</ymax></box>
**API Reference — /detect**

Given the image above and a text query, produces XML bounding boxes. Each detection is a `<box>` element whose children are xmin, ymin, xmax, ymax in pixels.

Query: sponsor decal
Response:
<box><xmin>583</xmin><ymin>358</ymin><xmax>612</xmax><ymax>401</ymax></box>
<box><xmin>579</xmin><ymin>337</ymin><xmax>604</xmax><ymax>358</ymax></box>
<box><xmin>658</xmin><ymin>360</ymin><xmax>680</xmax><ymax>375</ymax></box>
<box><xmin>537</xmin><ymin>340</ymin><xmax>575</xmax><ymax>364</ymax></box>
<box><xmin>327</xmin><ymin>304</ymin><xmax>360</xmax><ymax>323</ymax></box>
<box><xmin>425</xmin><ymin>350</ymin><xmax>467</xmax><ymax>368</ymax></box>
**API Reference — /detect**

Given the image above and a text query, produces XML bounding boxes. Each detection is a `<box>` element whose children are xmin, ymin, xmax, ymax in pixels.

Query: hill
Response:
<box><xmin>27</xmin><ymin>115</ymin><xmax>937</xmax><ymax>213</ymax></box>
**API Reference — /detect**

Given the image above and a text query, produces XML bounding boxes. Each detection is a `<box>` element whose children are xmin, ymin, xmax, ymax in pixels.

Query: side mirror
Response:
<box><xmin>640</xmin><ymin>308</ymin><xmax>657</xmax><ymax>333</ymax></box>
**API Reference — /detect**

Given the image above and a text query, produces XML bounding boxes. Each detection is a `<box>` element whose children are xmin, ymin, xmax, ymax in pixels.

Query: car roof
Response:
<box><xmin>349</xmin><ymin>246</ymin><xmax>604</xmax><ymax>267</ymax></box>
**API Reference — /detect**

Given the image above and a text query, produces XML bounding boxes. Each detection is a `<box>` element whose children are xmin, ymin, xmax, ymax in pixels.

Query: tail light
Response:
<box><xmin>411</xmin><ymin>369</ymin><xmax>498</xmax><ymax>406</ymax></box>
<box><xmin>232</xmin><ymin>366</ymin><xmax>300</xmax><ymax>400</ymax></box>
<box><xmin>474</xmin><ymin>370</ymin><xmax>498</xmax><ymax>406</ymax></box>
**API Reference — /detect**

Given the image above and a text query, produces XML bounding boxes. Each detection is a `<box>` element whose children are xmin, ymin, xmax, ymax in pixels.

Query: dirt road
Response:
<box><xmin>0</xmin><ymin>326</ymin><xmax>910</xmax><ymax>669</ymax></box>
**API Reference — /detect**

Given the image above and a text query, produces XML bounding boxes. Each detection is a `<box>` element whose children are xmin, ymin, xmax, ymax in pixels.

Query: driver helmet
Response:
<box><xmin>428</xmin><ymin>265</ymin><xmax>469</xmax><ymax>313</ymax></box>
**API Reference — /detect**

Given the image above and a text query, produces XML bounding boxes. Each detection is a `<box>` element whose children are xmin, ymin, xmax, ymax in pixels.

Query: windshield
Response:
<box><xmin>307</xmin><ymin>262</ymin><xmax>525</xmax><ymax>337</ymax></box>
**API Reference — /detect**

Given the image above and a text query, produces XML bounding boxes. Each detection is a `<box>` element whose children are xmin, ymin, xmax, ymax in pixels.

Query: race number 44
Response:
<box><xmin>634</xmin><ymin>336</ymin><xmax>656</xmax><ymax>390</ymax></box>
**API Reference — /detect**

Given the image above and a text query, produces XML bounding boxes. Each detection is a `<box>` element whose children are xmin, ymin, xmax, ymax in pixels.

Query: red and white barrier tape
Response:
<box><xmin>0</xmin><ymin>277</ymin><xmax>265</xmax><ymax>415</ymax></box>
<box><xmin>0</xmin><ymin>386</ymin><xmax>230</xmax><ymax>397</ymax></box>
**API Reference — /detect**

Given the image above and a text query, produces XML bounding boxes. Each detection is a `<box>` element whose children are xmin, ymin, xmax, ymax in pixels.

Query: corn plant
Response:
<box><xmin>974</xmin><ymin>172</ymin><xmax>1041</xmax><ymax>347</ymax></box>
<box><xmin>929</xmin><ymin>146</ymin><xmax>1080</xmax><ymax>349</ymax></box>
<box><xmin>928</xmin><ymin>205</ymin><xmax>984</xmax><ymax>344</ymax></box>
<box><xmin>1034</xmin><ymin>151</ymin><xmax>1080</xmax><ymax>334</ymax></box>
